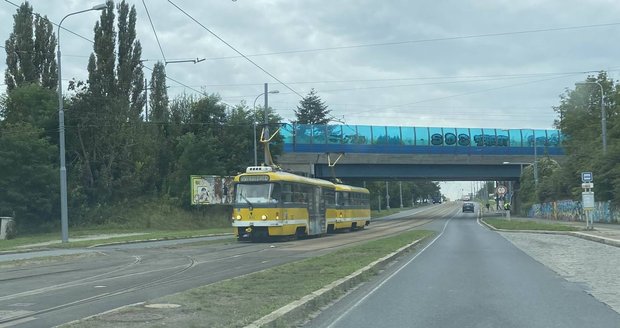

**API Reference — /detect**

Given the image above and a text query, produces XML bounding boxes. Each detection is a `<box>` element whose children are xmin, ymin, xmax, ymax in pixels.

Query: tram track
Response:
<box><xmin>0</xmin><ymin>256</ymin><xmax>196</xmax><ymax>326</ymax></box>
<box><xmin>0</xmin><ymin>204</ymin><xmax>458</xmax><ymax>327</ymax></box>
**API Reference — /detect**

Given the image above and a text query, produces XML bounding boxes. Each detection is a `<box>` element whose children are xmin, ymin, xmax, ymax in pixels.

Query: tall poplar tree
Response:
<box><xmin>4</xmin><ymin>1</ymin><xmax>57</xmax><ymax>91</ymax></box>
<box><xmin>68</xmin><ymin>0</ymin><xmax>149</xmax><ymax>205</ymax></box>
<box><xmin>149</xmin><ymin>61</ymin><xmax>171</xmax><ymax>192</ymax></box>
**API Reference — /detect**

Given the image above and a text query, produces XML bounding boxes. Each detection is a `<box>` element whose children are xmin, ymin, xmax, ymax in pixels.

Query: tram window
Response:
<box><xmin>270</xmin><ymin>184</ymin><xmax>281</xmax><ymax>203</ymax></box>
<box><xmin>235</xmin><ymin>183</ymin><xmax>278</xmax><ymax>204</ymax></box>
<box><xmin>282</xmin><ymin>184</ymin><xmax>293</xmax><ymax>203</ymax></box>
<box><xmin>324</xmin><ymin>189</ymin><xmax>336</xmax><ymax>205</ymax></box>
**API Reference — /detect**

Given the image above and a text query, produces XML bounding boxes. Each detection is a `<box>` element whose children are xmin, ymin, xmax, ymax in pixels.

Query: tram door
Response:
<box><xmin>308</xmin><ymin>186</ymin><xmax>327</xmax><ymax>235</ymax></box>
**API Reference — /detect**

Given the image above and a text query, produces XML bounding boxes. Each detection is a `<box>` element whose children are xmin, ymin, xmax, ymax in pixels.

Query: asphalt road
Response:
<box><xmin>0</xmin><ymin>205</ymin><xmax>448</xmax><ymax>328</ymax></box>
<box><xmin>304</xmin><ymin>208</ymin><xmax>620</xmax><ymax>328</ymax></box>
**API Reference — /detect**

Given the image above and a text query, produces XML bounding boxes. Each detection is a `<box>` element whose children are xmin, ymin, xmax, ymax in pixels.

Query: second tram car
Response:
<box><xmin>329</xmin><ymin>184</ymin><xmax>370</xmax><ymax>232</ymax></box>
<box><xmin>232</xmin><ymin>166</ymin><xmax>370</xmax><ymax>241</ymax></box>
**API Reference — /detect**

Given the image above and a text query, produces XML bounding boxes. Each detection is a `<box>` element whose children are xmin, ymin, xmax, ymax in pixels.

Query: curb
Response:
<box><xmin>87</xmin><ymin>233</ymin><xmax>234</xmax><ymax>248</ymax></box>
<box><xmin>479</xmin><ymin>218</ymin><xmax>620</xmax><ymax>248</ymax></box>
<box><xmin>244</xmin><ymin>237</ymin><xmax>426</xmax><ymax>328</ymax></box>
<box><xmin>568</xmin><ymin>231</ymin><xmax>620</xmax><ymax>248</ymax></box>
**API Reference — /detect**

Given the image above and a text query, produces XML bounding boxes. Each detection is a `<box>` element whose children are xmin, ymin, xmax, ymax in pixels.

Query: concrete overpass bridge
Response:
<box><xmin>275</xmin><ymin>123</ymin><xmax>564</xmax><ymax>181</ymax></box>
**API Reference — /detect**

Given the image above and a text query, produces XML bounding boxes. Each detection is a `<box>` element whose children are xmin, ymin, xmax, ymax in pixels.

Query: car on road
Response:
<box><xmin>462</xmin><ymin>202</ymin><xmax>475</xmax><ymax>213</ymax></box>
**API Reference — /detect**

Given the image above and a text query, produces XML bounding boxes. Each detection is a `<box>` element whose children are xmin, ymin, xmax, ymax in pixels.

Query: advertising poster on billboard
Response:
<box><xmin>190</xmin><ymin>175</ymin><xmax>233</xmax><ymax>205</ymax></box>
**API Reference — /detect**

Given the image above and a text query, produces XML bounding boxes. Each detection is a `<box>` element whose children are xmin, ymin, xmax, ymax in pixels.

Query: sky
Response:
<box><xmin>2</xmin><ymin>0</ymin><xmax>620</xmax><ymax>200</ymax></box>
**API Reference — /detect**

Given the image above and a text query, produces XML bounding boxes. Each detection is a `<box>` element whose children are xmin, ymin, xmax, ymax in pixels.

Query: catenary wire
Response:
<box><xmin>167</xmin><ymin>0</ymin><xmax>304</xmax><ymax>98</ymax></box>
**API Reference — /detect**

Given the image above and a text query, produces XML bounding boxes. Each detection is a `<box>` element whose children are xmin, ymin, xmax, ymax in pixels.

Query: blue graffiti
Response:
<box><xmin>529</xmin><ymin>200</ymin><xmax>618</xmax><ymax>223</ymax></box>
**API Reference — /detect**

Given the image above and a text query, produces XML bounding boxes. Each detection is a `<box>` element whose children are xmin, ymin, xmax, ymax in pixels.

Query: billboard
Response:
<box><xmin>191</xmin><ymin>175</ymin><xmax>233</xmax><ymax>205</ymax></box>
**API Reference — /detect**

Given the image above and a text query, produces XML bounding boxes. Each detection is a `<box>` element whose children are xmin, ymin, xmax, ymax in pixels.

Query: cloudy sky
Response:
<box><xmin>2</xmin><ymin>0</ymin><xmax>620</xmax><ymax>199</ymax></box>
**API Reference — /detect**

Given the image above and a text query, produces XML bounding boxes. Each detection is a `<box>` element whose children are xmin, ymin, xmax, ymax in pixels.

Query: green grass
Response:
<box><xmin>483</xmin><ymin>218</ymin><xmax>580</xmax><ymax>231</ymax></box>
<box><xmin>372</xmin><ymin>205</ymin><xmax>421</xmax><ymax>218</ymax></box>
<box><xmin>64</xmin><ymin>229</ymin><xmax>435</xmax><ymax>328</ymax></box>
<box><xmin>1</xmin><ymin>199</ymin><xmax>234</xmax><ymax>252</ymax></box>
<box><xmin>0</xmin><ymin>228</ymin><xmax>234</xmax><ymax>251</ymax></box>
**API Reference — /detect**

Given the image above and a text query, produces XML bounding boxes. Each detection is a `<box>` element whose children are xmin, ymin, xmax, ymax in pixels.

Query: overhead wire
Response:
<box><xmin>191</xmin><ymin>22</ymin><xmax>620</xmax><ymax>61</ymax></box>
<box><xmin>167</xmin><ymin>0</ymin><xmax>304</xmax><ymax>98</ymax></box>
<box><xmin>4</xmin><ymin>0</ymin><xmax>94</xmax><ymax>44</ymax></box>
<box><xmin>141</xmin><ymin>0</ymin><xmax>167</xmax><ymax>63</ymax></box>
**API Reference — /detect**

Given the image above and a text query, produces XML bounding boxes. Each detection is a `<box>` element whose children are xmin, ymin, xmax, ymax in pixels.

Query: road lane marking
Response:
<box><xmin>327</xmin><ymin>213</ymin><xmax>455</xmax><ymax>328</ymax></box>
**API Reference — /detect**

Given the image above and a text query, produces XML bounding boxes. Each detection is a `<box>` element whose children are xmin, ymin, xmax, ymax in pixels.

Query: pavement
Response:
<box><xmin>479</xmin><ymin>211</ymin><xmax>620</xmax><ymax>248</ymax></box>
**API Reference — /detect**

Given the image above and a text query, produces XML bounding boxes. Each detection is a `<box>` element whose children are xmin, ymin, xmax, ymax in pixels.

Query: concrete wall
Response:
<box><xmin>529</xmin><ymin>200</ymin><xmax>619</xmax><ymax>223</ymax></box>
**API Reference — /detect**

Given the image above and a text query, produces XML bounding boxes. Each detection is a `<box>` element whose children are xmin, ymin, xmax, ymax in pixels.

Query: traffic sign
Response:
<box><xmin>496</xmin><ymin>185</ymin><xmax>507</xmax><ymax>195</ymax></box>
<box><xmin>581</xmin><ymin>182</ymin><xmax>594</xmax><ymax>189</ymax></box>
<box><xmin>581</xmin><ymin>172</ymin><xmax>593</xmax><ymax>183</ymax></box>
<box><xmin>582</xmin><ymin>191</ymin><xmax>595</xmax><ymax>209</ymax></box>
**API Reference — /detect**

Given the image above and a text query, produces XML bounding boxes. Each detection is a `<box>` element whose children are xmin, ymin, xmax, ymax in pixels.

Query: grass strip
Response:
<box><xmin>65</xmin><ymin>229</ymin><xmax>434</xmax><ymax>328</ymax></box>
<box><xmin>483</xmin><ymin>218</ymin><xmax>580</xmax><ymax>231</ymax></box>
<box><xmin>0</xmin><ymin>228</ymin><xmax>233</xmax><ymax>252</ymax></box>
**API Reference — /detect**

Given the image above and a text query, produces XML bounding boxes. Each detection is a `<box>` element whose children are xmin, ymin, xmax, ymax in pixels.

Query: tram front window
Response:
<box><xmin>235</xmin><ymin>183</ymin><xmax>280</xmax><ymax>204</ymax></box>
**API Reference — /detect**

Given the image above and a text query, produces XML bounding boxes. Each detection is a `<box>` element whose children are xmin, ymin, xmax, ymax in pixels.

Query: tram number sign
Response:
<box><xmin>496</xmin><ymin>185</ymin><xmax>507</xmax><ymax>196</ymax></box>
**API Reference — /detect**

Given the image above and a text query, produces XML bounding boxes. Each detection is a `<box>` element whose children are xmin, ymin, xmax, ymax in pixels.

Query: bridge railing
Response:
<box><xmin>280</xmin><ymin>123</ymin><xmax>562</xmax><ymax>148</ymax></box>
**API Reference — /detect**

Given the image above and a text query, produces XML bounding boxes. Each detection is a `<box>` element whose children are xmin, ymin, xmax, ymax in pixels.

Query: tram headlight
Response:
<box><xmin>339</xmin><ymin>212</ymin><xmax>343</xmax><ymax>218</ymax></box>
<box><xmin>236</xmin><ymin>215</ymin><xmax>242</xmax><ymax>220</ymax></box>
<box><xmin>261</xmin><ymin>214</ymin><xmax>268</xmax><ymax>220</ymax></box>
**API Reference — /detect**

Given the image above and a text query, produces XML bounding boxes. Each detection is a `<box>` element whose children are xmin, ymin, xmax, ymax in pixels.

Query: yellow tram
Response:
<box><xmin>231</xmin><ymin>166</ymin><xmax>370</xmax><ymax>241</ymax></box>
<box><xmin>329</xmin><ymin>184</ymin><xmax>371</xmax><ymax>232</ymax></box>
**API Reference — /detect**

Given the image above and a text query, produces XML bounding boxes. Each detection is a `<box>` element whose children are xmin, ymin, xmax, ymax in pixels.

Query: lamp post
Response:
<box><xmin>503</xmin><ymin>160</ymin><xmax>537</xmax><ymax>186</ymax></box>
<box><xmin>575</xmin><ymin>81</ymin><xmax>606</xmax><ymax>155</ymax></box>
<box><xmin>57</xmin><ymin>4</ymin><xmax>107</xmax><ymax>243</ymax></box>
<box><xmin>252</xmin><ymin>87</ymin><xmax>279</xmax><ymax>166</ymax></box>
<box><xmin>532</xmin><ymin>129</ymin><xmax>538</xmax><ymax>187</ymax></box>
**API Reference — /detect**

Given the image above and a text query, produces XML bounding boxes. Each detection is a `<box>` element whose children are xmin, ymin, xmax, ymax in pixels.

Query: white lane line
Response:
<box><xmin>326</xmin><ymin>214</ymin><xmax>455</xmax><ymax>328</ymax></box>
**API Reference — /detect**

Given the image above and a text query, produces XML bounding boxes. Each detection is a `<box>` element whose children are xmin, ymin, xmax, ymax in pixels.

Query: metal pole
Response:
<box><xmin>253</xmin><ymin>88</ymin><xmax>278</xmax><ymax>166</ymax></box>
<box><xmin>57</xmin><ymin>4</ymin><xmax>106</xmax><ymax>243</ymax></box>
<box><xmin>597</xmin><ymin>83</ymin><xmax>607</xmax><ymax>155</ymax></box>
<box><xmin>263</xmin><ymin>83</ymin><xmax>269</xmax><ymax>165</ymax></box>
<box><xmin>399</xmin><ymin>181</ymin><xmax>403</xmax><ymax>208</ymax></box>
<box><xmin>533</xmin><ymin>129</ymin><xmax>538</xmax><ymax>187</ymax></box>
<box><xmin>252</xmin><ymin>93</ymin><xmax>263</xmax><ymax>166</ymax></box>
<box><xmin>253</xmin><ymin>121</ymin><xmax>257</xmax><ymax>166</ymax></box>
<box><xmin>385</xmin><ymin>181</ymin><xmax>390</xmax><ymax>209</ymax></box>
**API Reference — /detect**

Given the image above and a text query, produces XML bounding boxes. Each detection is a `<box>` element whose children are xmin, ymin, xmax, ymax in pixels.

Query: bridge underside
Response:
<box><xmin>312</xmin><ymin>163</ymin><xmax>521</xmax><ymax>180</ymax></box>
<box><xmin>277</xmin><ymin>152</ymin><xmax>560</xmax><ymax>181</ymax></box>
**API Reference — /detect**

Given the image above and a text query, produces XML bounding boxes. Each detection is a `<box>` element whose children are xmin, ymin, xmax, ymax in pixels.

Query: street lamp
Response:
<box><xmin>575</xmin><ymin>81</ymin><xmax>607</xmax><ymax>155</ymax></box>
<box><xmin>503</xmin><ymin>160</ymin><xmax>537</xmax><ymax>186</ymax></box>
<box><xmin>57</xmin><ymin>4</ymin><xmax>107</xmax><ymax>243</ymax></box>
<box><xmin>252</xmin><ymin>88</ymin><xmax>279</xmax><ymax>166</ymax></box>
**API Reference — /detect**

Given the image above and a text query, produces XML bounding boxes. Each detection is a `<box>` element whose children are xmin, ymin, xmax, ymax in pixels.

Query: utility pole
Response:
<box><xmin>399</xmin><ymin>181</ymin><xmax>403</xmax><ymax>208</ymax></box>
<box><xmin>144</xmin><ymin>78</ymin><xmax>148</xmax><ymax>122</ymax></box>
<box><xmin>385</xmin><ymin>181</ymin><xmax>390</xmax><ymax>210</ymax></box>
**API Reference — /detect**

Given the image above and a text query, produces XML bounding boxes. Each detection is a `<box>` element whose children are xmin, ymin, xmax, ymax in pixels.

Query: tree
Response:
<box><xmin>553</xmin><ymin>72</ymin><xmax>619</xmax><ymax>204</ymax></box>
<box><xmin>148</xmin><ymin>61</ymin><xmax>171</xmax><ymax>192</ymax></box>
<box><xmin>4</xmin><ymin>1</ymin><xmax>57</xmax><ymax>92</ymax></box>
<box><xmin>1</xmin><ymin>84</ymin><xmax>57</xmax><ymax>136</ymax></box>
<box><xmin>0</xmin><ymin>123</ymin><xmax>58</xmax><ymax>232</ymax></box>
<box><xmin>66</xmin><ymin>0</ymin><xmax>149</xmax><ymax>206</ymax></box>
<box><xmin>149</xmin><ymin>62</ymin><xmax>168</xmax><ymax>124</ymax></box>
<box><xmin>294</xmin><ymin>88</ymin><xmax>331</xmax><ymax>124</ymax></box>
